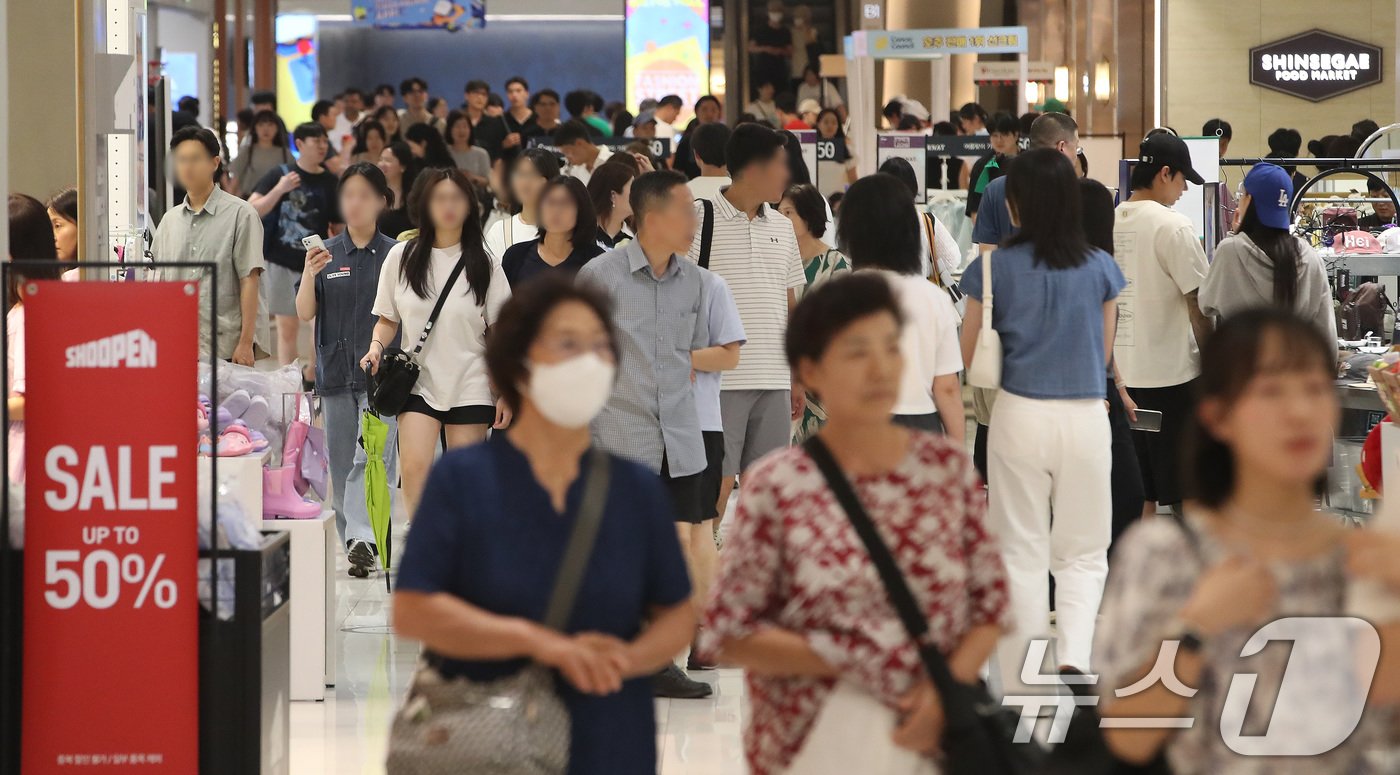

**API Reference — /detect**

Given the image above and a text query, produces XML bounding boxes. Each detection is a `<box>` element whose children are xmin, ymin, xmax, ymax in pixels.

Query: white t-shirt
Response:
<box><xmin>687</xmin><ymin>176</ymin><xmax>731</xmax><ymax>203</ymax></box>
<box><xmin>372</xmin><ymin>242</ymin><xmax>511</xmax><ymax>410</ymax></box>
<box><xmin>876</xmin><ymin>270</ymin><xmax>964</xmax><ymax>415</ymax></box>
<box><xmin>483</xmin><ymin>213</ymin><xmax>537</xmax><ymax>263</ymax></box>
<box><xmin>563</xmin><ymin>145</ymin><xmax>615</xmax><ymax>186</ymax></box>
<box><xmin>1112</xmin><ymin>200</ymin><xmax>1210</xmax><ymax>388</ymax></box>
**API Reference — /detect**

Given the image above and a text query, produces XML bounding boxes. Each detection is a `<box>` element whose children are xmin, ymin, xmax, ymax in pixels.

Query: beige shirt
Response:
<box><xmin>152</xmin><ymin>185</ymin><xmax>268</xmax><ymax>358</ymax></box>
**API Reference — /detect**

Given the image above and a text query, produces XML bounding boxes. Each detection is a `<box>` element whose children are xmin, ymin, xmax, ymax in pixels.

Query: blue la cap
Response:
<box><xmin>1243</xmin><ymin>163</ymin><xmax>1294</xmax><ymax>229</ymax></box>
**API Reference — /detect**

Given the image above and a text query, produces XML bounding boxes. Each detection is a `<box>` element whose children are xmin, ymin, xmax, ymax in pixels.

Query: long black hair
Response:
<box><xmin>781</xmin><ymin>130</ymin><xmax>811</xmax><ymax>186</ymax></box>
<box><xmin>404</xmin><ymin>123</ymin><xmax>456</xmax><ymax>171</ymax></box>
<box><xmin>1005</xmin><ymin>148</ymin><xmax>1089</xmax><ymax>268</ymax></box>
<box><xmin>1238</xmin><ymin>200</ymin><xmax>1302</xmax><ymax>308</ymax></box>
<box><xmin>352</xmin><ymin>120</ymin><xmax>387</xmax><ymax>156</ymax></box>
<box><xmin>400</xmin><ymin>168</ymin><xmax>491</xmax><ymax>305</ymax></box>
<box><xmin>835</xmin><ymin>173</ymin><xmax>922</xmax><ymax>276</ymax></box>
<box><xmin>538</xmin><ymin>175</ymin><xmax>597</xmax><ymax>254</ymax></box>
<box><xmin>1185</xmin><ymin>308</ymin><xmax>1334</xmax><ymax>506</ymax></box>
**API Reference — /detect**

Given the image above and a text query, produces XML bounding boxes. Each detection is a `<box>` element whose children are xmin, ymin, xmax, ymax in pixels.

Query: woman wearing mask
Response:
<box><xmin>779</xmin><ymin>183</ymin><xmax>849</xmax><ymax>443</ymax></box>
<box><xmin>392</xmin><ymin>275</ymin><xmax>695</xmax><ymax>775</ymax></box>
<box><xmin>8</xmin><ymin>194</ymin><xmax>65</xmax><ymax>485</ymax></box>
<box><xmin>444</xmin><ymin>110</ymin><xmax>491</xmax><ymax>183</ymax></box>
<box><xmin>351</xmin><ymin>120</ymin><xmax>388</xmax><ymax>165</ymax></box>
<box><xmin>1096</xmin><ymin>308</ymin><xmax>1400</xmax><ymax>773</ymax></box>
<box><xmin>377</xmin><ymin>142</ymin><xmax>416</xmax><ymax>240</ymax></box>
<box><xmin>373</xmin><ymin>104</ymin><xmax>403</xmax><ymax>143</ymax></box>
<box><xmin>363</xmin><ymin>168</ymin><xmax>511</xmax><ymax>515</ymax></box>
<box><xmin>1200</xmin><ymin>163</ymin><xmax>1335</xmax><ymax>343</ymax></box>
<box><xmin>587</xmin><ymin>161</ymin><xmax>636</xmax><ymax>251</ymax></box>
<box><xmin>484</xmin><ymin>148</ymin><xmax>560</xmax><ymax>261</ymax></box>
<box><xmin>403</xmin><ymin>122</ymin><xmax>457</xmax><ymax>173</ymax></box>
<box><xmin>296</xmin><ymin>162</ymin><xmax>399</xmax><ymax>579</ymax></box>
<box><xmin>958</xmin><ymin>149</ymin><xmax>1125</xmax><ymax>693</ymax></box>
<box><xmin>700</xmin><ymin>272</ymin><xmax>1009</xmax><ymax>775</ymax></box>
<box><xmin>501</xmin><ymin>176</ymin><xmax>602</xmax><ymax>287</ymax></box>
<box><xmin>231</xmin><ymin>110</ymin><xmax>294</xmax><ymax>198</ymax></box>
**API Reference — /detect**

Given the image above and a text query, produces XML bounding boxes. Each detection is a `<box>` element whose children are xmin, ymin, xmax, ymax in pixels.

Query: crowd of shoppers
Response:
<box><xmin>16</xmin><ymin>67</ymin><xmax>1400</xmax><ymax>775</ymax></box>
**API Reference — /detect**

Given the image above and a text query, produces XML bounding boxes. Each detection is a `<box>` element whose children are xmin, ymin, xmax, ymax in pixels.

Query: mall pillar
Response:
<box><xmin>253</xmin><ymin>0</ymin><xmax>275</xmax><ymax>91</ymax></box>
<box><xmin>5</xmin><ymin>0</ymin><xmax>79</xmax><ymax>203</ymax></box>
<box><xmin>883</xmin><ymin>0</ymin><xmax>980</xmax><ymax>119</ymax></box>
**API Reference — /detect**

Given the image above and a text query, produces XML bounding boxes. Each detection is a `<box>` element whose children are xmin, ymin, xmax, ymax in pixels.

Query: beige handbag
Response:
<box><xmin>965</xmin><ymin>251</ymin><xmax>1002</xmax><ymax>389</ymax></box>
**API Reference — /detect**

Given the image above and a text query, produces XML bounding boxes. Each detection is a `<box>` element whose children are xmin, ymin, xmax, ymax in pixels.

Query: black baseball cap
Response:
<box><xmin>1138</xmin><ymin>133</ymin><xmax>1204</xmax><ymax>185</ymax></box>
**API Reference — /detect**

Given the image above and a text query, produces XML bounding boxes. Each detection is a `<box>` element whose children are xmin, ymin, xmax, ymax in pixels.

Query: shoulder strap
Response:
<box><xmin>504</xmin><ymin>214</ymin><xmax>514</xmax><ymax>247</ymax></box>
<box><xmin>922</xmin><ymin>212</ymin><xmax>942</xmax><ymax>286</ymax></box>
<box><xmin>981</xmin><ymin>247</ymin><xmax>994</xmax><ymax>329</ymax></box>
<box><xmin>801</xmin><ymin>437</ymin><xmax>964</xmax><ymax>703</ymax></box>
<box><xmin>410</xmin><ymin>251</ymin><xmax>468</xmax><ymax>356</ymax></box>
<box><xmin>698</xmin><ymin>198</ymin><xmax>715</xmax><ymax>269</ymax></box>
<box><xmin>542</xmin><ymin>450</ymin><xmax>612</xmax><ymax>630</ymax></box>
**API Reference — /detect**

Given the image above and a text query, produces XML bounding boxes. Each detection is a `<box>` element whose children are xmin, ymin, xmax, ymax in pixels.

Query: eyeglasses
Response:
<box><xmin>535</xmin><ymin>336</ymin><xmax>614</xmax><ymax>362</ymax></box>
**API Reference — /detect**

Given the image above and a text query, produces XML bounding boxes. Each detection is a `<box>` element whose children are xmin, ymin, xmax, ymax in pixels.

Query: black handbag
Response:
<box><xmin>370</xmin><ymin>252</ymin><xmax>468</xmax><ymax>416</ymax></box>
<box><xmin>803</xmin><ymin>437</ymin><xmax>1046</xmax><ymax>775</ymax></box>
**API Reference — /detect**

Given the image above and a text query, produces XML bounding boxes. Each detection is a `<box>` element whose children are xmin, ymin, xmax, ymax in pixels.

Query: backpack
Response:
<box><xmin>1340</xmin><ymin>282</ymin><xmax>1393</xmax><ymax>341</ymax></box>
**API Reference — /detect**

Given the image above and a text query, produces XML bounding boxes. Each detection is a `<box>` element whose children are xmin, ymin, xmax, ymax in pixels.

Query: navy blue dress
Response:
<box><xmin>396</xmin><ymin>433</ymin><xmax>692</xmax><ymax>774</ymax></box>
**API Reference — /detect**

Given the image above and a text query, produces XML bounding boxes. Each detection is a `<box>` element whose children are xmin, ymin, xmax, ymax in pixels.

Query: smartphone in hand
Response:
<box><xmin>301</xmin><ymin>234</ymin><xmax>326</xmax><ymax>252</ymax></box>
<box><xmin>1128</xmin><ymin>409</ymin><xmax>1164</xmax><ymax>433</ymax></box>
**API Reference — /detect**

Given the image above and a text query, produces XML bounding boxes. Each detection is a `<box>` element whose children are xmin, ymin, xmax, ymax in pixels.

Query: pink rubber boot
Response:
<box><xmin>263</xmin><ymin>465</ymin><xmax>322</xmax><ymax>519</ymax></box>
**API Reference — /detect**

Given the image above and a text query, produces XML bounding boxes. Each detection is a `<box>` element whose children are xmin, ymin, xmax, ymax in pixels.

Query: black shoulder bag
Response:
<box><xmin>803</xmin><ymin>436</ymin><xmax>1045</xmax><ymax>775</ymax></box>
<box><xmin>371</xmin><ymin>251</ymin><xmax>469</xmax><ymax>416</ymax></box>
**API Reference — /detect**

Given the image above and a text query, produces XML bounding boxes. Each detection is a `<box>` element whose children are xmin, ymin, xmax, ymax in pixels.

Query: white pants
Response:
<box><xmin>785</xmin><ymin>682</ymin><xmax>940</xmax><ymax>775</ymax></box>
<box><xmin>986</xmin><ymin>393</ymin><xmax>1111</xmax><ymax>694</ymax></box>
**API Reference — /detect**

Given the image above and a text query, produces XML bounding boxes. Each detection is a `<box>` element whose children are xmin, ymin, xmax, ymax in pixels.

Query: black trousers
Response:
<box><xmin>1107</xmin><ymin>377</ymin><xmax>1147</xmax><ymax>547</ymax></box>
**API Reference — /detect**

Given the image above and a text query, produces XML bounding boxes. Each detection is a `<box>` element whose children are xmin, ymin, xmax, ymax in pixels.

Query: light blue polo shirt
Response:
<box><xmin>693</xmin><ymin>268</ymin><xmax>747</xmax><ymax>432</ymax></box>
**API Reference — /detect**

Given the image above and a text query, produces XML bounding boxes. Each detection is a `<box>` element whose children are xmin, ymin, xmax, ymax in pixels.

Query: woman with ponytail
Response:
<box><xmin>1200</xmin><ymin>163</ymin><xmax>1335</xmax><ymax>347</ymax></box>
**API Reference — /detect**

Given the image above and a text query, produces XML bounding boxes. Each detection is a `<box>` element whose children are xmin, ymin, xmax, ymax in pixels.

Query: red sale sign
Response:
<box><xmin>22</xmin><ymin>281</ymin><xmax>198</xmax><ymax>772</ymax></box>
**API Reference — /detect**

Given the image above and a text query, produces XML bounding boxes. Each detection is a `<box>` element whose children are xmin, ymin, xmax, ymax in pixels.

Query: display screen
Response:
<box><xmin>625</xmin><ymin>0</ymin><xmax>710</xmax><ymax>121</ymax></box>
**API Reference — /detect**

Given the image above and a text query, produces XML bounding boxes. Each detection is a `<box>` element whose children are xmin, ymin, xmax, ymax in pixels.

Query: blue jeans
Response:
<box><xmin>321</xmin><ymin>391</ymin><xmax>398</xmax><ymax>546</ymax></box>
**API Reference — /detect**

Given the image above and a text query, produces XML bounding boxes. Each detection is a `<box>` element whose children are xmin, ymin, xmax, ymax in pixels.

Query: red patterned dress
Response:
<box><xmin>697</xmin><ymin>433</ymin><xmax>1012</xmax><ymax>774</ymax></box>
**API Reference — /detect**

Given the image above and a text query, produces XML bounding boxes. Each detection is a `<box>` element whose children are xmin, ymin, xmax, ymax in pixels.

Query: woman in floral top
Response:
<box><xmin>779</xmin><ymin>183</ymin><xmax>850</xmax><ymax>444</ymax></box>
<box><xmin>698</xmin><ymin>273</ymin><xmax>1010</xmax><ymax>775</ymax></box>
<box><xmin>1096</xmin><ymin>309</ymin><xmax>1400</xmax><ymax>773</ymax></box>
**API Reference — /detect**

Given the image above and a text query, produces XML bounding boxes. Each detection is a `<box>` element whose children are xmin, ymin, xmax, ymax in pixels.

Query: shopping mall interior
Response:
<box><xmin>5</xmin><ymin>0</ymin><xmax>1400</xmax><ymax>773</ymax></box>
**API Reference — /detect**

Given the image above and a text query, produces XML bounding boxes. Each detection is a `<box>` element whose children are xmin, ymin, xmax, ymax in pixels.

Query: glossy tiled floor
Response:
<box><xmin>288</xmin><ymin>529</ymin><xmax>751</xmax><ymax>775</ymax></box>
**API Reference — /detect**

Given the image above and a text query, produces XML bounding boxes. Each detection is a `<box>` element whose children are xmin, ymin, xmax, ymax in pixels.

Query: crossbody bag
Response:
<box><xmin>370</xmin><ymin>250</ymin><xmax>468</xmax><ymax>416</ymax></box>
<box><xmin>386</xmin><ymin>450</ymin><xmax>613</xmax><ymax>775</ymax></box>
<box><xmin>803</xmin><ymin>436</ymin><xmax>1043</xmax><ymax>775</ymax></box>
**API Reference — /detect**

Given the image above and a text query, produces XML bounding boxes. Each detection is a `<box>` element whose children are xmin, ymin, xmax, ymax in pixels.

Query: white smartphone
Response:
<box><xmin>1129</xmin><ymin>409</ymin><xmax>1164</xmax><ymax>433</ymax></box>
<box><xmin>301</xmin><ymin>234</ymin><xmax>325</xmax><ymax>252</ymax></box>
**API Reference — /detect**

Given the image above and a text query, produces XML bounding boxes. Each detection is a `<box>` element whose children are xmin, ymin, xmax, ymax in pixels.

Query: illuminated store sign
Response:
<box><xmin>1250</xmin><ymin>29</ymin><xmax>1382</xmax><ymax>102</ymax></box>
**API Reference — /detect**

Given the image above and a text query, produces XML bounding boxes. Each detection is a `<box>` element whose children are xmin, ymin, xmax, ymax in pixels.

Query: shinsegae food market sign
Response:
<box><xmin>1250</xmin><ymin>30</ymin><xmax>1382</xmax><ymax>102</ymax></box>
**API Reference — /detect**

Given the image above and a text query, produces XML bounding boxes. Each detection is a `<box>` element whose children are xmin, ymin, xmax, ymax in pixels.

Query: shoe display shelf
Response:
<box><xmin>200</xmin><ymin>531</ymin><xmax>291</xmax><ymax>775</ymax></box>
<box><xmin>199</xmin><ymin>449</ymin><xmax>272</xmax><ymax>536</ymax></box>
<box><xmin>261</xmin><ymin>510</ymin><xmax>335</xmax><ymax>701</ymax></box>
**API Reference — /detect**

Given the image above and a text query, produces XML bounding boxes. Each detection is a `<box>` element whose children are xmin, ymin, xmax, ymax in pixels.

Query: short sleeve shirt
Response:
<box><xmin>961</xmin><ymin>242</ymin><xmax>1125</xmax><ymax>400</ymax></box>
<box><xmin>501</xmin><ymin>239</ymin><xmax>604</xmax><ymax>288</ymax></box>
<box><xmin>1111</xmin><ymin>200</ymin><xmax>1210</xmax><ymax>388</ymax></box>
<box><xmin>694</xmin><ymin>268</ymin><xmax>747</xmax><ymax>433</ymax></box>
<box><xmin>371</xmin><ymin>241</ymin><xmax>511</xmax><ymax>410</ymax></box>
<box><xmin>970</xmin><ymin>175</ymin><xmax>1015</xmax><ymax>246</ymax></box>
<box><xmin>151</xmin><ymin>185</ymin><xmax>267</xmax><ymax>359</ymax></box>
<box><xmin>878</xmin><ymin>271</ymin><xmax>964</xmax><ymax>415</ymax></box>
<box><xmin>686</xmin><ymin>194</ymin><xmax>805</xmax><ymax>391</ymax></box>
<box><xmin>300</xmin><ymin>231</ymin><xmax>399</xmax><ymax>394</ymax></box>
<box><xmin>396</xmin><ymin>434</ymin><xmax>691</xmax><ymax>775</ymax></box>
<box><xmin>577</xmin><ymin>242</ymin><xmax>710</xmax><ymax>477</ymax></box>
<box><xmin>253</xmin><ymin>164</ymin><xmax>341</xmax><ymax>271</ymax></box>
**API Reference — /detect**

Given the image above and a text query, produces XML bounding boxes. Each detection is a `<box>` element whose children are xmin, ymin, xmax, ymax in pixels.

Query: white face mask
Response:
<box><xmin>523</xmin><ymin>353</ymin><xmax>616</xmax><ymax>429</ymax></box>
<box><xmin>769</xmin><ymin>11</ymin><xmax>784</xmax><ymax>23</ymax></box>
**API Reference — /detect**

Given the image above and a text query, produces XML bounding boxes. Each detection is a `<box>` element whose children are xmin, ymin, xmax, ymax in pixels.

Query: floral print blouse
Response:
<box><xmin>698</xmin><ymin>433</ymin><xmax>1011</xmax><ymax>774</ymax></box>
<box><xmin>792</xmin><ymin>248</ymin><xmax>850</xmax><ymax>444</ymax></box>
<box><xmin>1095</xmin><ymin>514</ymin><xmax>1393</xmax><ymax>774</ymax></box>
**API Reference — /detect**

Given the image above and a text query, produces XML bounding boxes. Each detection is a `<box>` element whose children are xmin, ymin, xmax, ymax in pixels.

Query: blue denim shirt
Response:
<box><xmin>299</xmin><ymin>231</ymin><xmax>400</xmax><ymax>394</ymax></box>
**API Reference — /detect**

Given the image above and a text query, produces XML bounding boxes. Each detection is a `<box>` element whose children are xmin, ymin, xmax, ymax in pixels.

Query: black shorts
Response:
<box><xmin>892</xmin><ymin>413</ymin><xmax>945</xmax><ymax>433</ymax></box>
<box><xmin>399</xmin><ymin>395</ymin><xmax>495</xmax><ymax>426</ymax></box>
<box><xmin>1127</xmin><ymin>380</ymin><xmax>1196</xmax><ymax>507</ymax></box>
<box><xmin>660</xmin><ymin>452</ymin><xmax>705</xmax><ymax>525</ymax></box>
<box><xmin>698</xmin><ymin>431</ymin><xmax>726</xmax><ymax>522</ymax></box>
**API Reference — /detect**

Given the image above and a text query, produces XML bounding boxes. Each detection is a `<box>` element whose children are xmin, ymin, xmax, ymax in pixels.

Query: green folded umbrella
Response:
<box><xmin>361</xmin><ymin>408</ymin><xmax>394</xmax><ymax>591</ymax></box>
